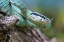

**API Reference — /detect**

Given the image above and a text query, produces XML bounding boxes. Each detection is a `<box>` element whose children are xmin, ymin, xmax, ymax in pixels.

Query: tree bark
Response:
<box><xmin>0</xmin><ymin>13</ymin><xmax>19</xmax><ymax>42</ymax></box>
<box><xmin>0</xmin><ymin>13</ymin><xmax>59</xmax><ymax>42</ymax></box>
<box><xmin>8</xmin><ymin>27</ymin><xmax>49</xmax><ymax>42</ymax></box>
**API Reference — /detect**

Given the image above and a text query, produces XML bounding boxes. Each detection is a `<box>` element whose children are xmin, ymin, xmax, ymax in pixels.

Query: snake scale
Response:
<box><xmin>0</xmin><ymin>0</ymin><xmax>52</xmax><ymax>29</ymax></box>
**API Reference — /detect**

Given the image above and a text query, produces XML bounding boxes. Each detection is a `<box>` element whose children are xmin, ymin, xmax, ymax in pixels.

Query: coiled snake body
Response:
<box><xmin>0</xmin><ymin>0</ymin><xmax>51</xmax><ymax>28</ymax></box>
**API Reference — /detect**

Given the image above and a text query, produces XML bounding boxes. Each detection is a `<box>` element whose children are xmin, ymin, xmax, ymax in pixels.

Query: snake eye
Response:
<box><xmin>41</xmin><ymin>19</ymin><xmax>42</xmax><ymax>20</ymax></box>
<box><xmin>40</xmin><ymin>18</ymin><xmax>44</xmax><ymax>21</ymax></box>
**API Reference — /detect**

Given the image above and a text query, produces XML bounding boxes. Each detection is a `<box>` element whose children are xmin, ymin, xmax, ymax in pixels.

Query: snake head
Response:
<box><xmin>30</xmin><ymin>12</ymin><xmax>52</xmax><ymax>28</ymax></box>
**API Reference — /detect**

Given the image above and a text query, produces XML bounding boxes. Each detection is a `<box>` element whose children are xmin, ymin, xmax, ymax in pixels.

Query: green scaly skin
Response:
<box><xmin>0</xmin><ymin>0</ymin><xmax>51</xmax><ymax>28</ymax></box>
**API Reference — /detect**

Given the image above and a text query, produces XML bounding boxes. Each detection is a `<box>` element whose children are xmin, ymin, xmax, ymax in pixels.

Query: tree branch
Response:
<box><xmin>0</xmin><ymin>13</ymin><xmax>59</xmax><ymax>42</ymax></box>
<box><xmin>0</xmin><ymin>13</ymin><xmax>19</xmax><ymax>30</ymax></box>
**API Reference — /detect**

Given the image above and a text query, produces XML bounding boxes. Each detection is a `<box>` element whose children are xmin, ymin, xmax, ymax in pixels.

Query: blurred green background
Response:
<box><xmin>21</xmin><ymin>0</ymin><xmax>64</xmax><ymax>42</ymax></box>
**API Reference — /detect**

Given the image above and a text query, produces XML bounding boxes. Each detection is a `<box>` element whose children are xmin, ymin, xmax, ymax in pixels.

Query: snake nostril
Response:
<box><xmin>47</xmin><ymin>18</ymin><xmax>50</xmax><ymax>21</ymax></box>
